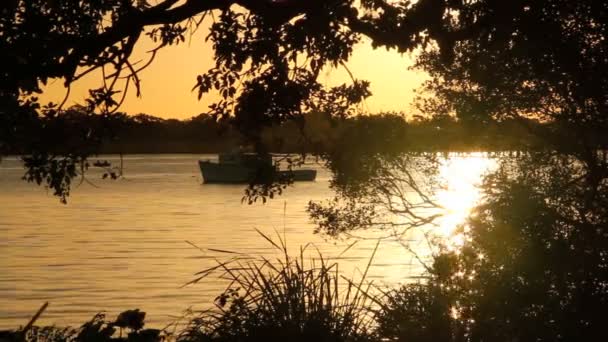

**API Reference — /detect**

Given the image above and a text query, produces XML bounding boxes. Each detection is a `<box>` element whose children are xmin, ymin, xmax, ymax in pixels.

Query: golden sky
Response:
<box><xmin>41</xmin><ymin>28</ymin><xmax>427</xmax><ymax>119</ymax></box>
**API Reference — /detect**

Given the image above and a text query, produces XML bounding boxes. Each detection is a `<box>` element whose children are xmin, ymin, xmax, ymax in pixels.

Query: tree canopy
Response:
<box><xmin>3</xmin><ymin>2</ymin><xmax>608</xmax><ymax>340</ymax></box>
<box><xmin>1</xmin><ymin>0</ymin><xmax>606</xmax><ymax>200</ymax></box>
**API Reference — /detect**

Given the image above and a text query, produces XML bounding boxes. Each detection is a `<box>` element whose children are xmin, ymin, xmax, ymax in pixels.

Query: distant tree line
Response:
<box><xmin>100</xmin><ymin>112</ymin><xmax>240</xmax><ymax>154</ymax></box>
<box><xmin>9</xmin><ymin>108</ymin><xmax>606</xmax><ymax>156</ymax></box>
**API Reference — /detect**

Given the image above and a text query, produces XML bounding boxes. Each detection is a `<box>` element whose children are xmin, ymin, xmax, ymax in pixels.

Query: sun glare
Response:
<box><xmin>435</xmin><ymin>154</ymin><xmax>496</xmax><ymax>239</ymax></box>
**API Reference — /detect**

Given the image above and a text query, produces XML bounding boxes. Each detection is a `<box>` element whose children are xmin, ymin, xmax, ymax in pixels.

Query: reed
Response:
<box><xmin>178</xmin><ymin>229</ymin><xmax>379</xmax><ymax>342</ymax></box>
<box><xmin>5</xmin><ymin>230</ymin><xmax>384</xmax><ymax>341</ymax></box>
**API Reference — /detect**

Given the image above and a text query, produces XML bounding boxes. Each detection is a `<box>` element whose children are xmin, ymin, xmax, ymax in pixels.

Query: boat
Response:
<box><xmin>198</xmin><ymin>153</ymin><xmax>317</xmax><ymax>184</ymax></box>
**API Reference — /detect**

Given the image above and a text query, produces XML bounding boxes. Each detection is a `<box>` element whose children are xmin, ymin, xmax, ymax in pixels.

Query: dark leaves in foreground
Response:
<box><xmin>21</xmin><ymin>310</ymin><xmax>163</xmax><ymax>342</ymax></box>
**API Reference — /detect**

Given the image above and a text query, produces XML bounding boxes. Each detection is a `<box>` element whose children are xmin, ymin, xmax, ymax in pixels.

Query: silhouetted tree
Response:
<box><xmin>389</xmin><ymin>151</ymin><xmax>608</xmax><ymax>342</ymax></box>
<box><xmin>5</xmin><ymin>0</ymin><xmax>605</xmax><ymax>200</ymax></box>
<box><xmin>415</xmin><ymin>0</ymin><xmax>607</xmax><ymax>155</ymax></box>
<box><xmin>309</xmin><ymin>0</ymin><xmax>607</xmax><ymax>236</ymax></box>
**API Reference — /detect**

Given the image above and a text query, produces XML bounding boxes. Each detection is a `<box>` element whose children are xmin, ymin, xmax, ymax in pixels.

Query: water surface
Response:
<box><xmin>0</xmin><ymin>154</ymin><xmax>492</xmax><ymax>329</ymax></box>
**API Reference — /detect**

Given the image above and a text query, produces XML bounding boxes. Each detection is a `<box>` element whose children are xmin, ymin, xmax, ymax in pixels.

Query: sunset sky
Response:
<box><xmin>41</xmin><ymin>28</ymin><xmax>428</xmax><ymax>119</ymax></box>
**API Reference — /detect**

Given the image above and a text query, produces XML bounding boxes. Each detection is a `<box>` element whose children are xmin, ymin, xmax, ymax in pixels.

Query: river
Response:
<box><xmin>0</xmin><ymin>154</ymin><xmax>494</xmax><ymax>329</ymax></box>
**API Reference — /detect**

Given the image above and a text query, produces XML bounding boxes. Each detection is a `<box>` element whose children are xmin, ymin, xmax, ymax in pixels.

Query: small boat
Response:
<box><xmin>199</xmin><ymin>153</ymin><xmax>317</xmax><ymax>184</ymax></box>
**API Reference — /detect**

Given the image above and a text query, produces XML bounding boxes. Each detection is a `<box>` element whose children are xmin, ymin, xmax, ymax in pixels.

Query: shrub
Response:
<box><xmin>178</xmin><ymin>230</ymin><xmax>377</xmax><ymax>342</ymax></box>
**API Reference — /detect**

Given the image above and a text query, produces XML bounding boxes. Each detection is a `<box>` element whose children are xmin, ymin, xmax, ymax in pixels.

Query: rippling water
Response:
<box><xmin>0</xmin><ymin>154</ymin><xmax>493</xmax><ymax>329</ymax></box>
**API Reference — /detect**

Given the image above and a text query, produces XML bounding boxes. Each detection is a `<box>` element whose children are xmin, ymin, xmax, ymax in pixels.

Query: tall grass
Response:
<box><xmin>6</xmin><ymin>230</ymin><xmax>389</xmax><ymax>341</ymax></box>
<box><xmin>178</xmin><ymin>229</ymin><xmax>379</xmax><ymax>342</ymax></box>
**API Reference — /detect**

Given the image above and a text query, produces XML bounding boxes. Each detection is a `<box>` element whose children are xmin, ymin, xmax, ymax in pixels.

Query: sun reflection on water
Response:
<box><xmin>0</xmin><ymin>154</ymin><xmax>500</xmax><ymax>328</ymax></box>
<box><xmin>435</xmin><ymin>154</ymin><xmax>497</xmax><ymax>244</ymax></box>
<box><xmin>354</xmin><ymin>153</ymin><xmax>498</xmax><ymax>285</ymax></box>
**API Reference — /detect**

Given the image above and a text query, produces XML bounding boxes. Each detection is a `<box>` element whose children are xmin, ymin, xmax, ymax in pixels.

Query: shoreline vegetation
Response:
<box><xmin>8</xmin><ymin>108</ymin><xmax>607</xmax><ymax>157</ymax></box>
<box><xmin>1</xmin><ymin>234</ymin><xmax>386</xmax><ymax>342</ymax></box>
<box><xmin>3</xmin><ymin>1</ymin><xmax>606</xmax><ymax>341</ymax></box>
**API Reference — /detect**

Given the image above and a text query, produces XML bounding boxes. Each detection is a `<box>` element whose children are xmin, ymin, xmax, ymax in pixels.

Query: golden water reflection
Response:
<box><xmin>0</xmin><ymin>154</ymin><xmax>496</xmax><ymax>328</ymax></box>
<box><xmin>436</xmin><ymin>154</ymin><xmax>497</xmax><ymax>240</ymax></box>
<box><xmin>367</xmin><ymin>153</ymin><xmax>497</xmax><ymax>284</ymax></box>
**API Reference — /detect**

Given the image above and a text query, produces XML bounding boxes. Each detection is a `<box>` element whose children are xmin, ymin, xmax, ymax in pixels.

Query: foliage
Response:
<box><xmin>303</xmin><ymin>0</ymin><xmax>608</xmax><ymax>280</ymax></box>
<box><xmin>13</xmin><ymin>105</ymin><xmax>128</xmax><ymax>202</ymax></box>
<box><xmin>178</xmin><ymin>230</ymin><xmax>377</xmax><ymax>342</ymax></box>
<box><xmin>375</xmin><ymin>284</ymin><xmax>456</xmax><ymax>342</ymax></box>
<box><xmin>4</xmin><ymin>232</ymin><xmax>378</xmax><ymax>341</ymax></box>
<box><xmin>11</xmin><ymin>309</ymin><xmax>165</xmax><ymax>342</ymax></box>
<box><xmin>372</xmin><ymin>151</ymin><xmax>608</xmax><ymax>342</ymax></box>
<box><xmin>445</xmin><ymin>152</ymin><xmax>608</xmax><ymax>341</ymax></box>
<box><xmin>5</xmin><ymin>156</ymin><xmax>608</xmax><ymax>342</ymax></box>
<box><xmin>415</xmin><ymin>0</ymin><xmax>608</xmax><ymax>152</ymax></box>
<box><xmin>3</xmin><ymin>231</ymin><xmax>379</xmax><ymax>342</ymax></box>
<box><xmin>5</xmin><ymin>1</ymin><xmax>604</xmax><ymax>201</ymax></box>
<box><xmin>309</xmin><ymin>152</ymin><xmax>441</xmax><ymax>237</ymax></box>
<box><xmin>193</xmin><ymin>1</ymin><xmax>369</xmax><ymax>141</ymax></box>
<box><xmin>307</xmin><ymin>114</ymin><xmax>439</xmax><ymax>236</ymax></box>
<box><xmin>6</xmin><ymin>111</ymin><xmax>557</xmax><ymax>155</ymax></box>
<box><xmin>3</xmin><ymin>2</ymin><xmax>608</xmax><ymax>338</ymax></box>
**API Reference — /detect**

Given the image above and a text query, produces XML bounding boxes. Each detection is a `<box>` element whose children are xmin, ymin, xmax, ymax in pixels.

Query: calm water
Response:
<box><xmin>0</xmin><ymin>154</ymin><xmax>493</xmax><ymax>329</ymax></box>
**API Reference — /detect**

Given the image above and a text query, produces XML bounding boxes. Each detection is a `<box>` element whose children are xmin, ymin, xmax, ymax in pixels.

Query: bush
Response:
<box><xmin>178</xmin><ymin>230</ymin><xmax>377</xmax><ymax>342</ymax></box>
<box><xmin>375</xmin><ymin>284</ymin><xmax>455</xmax><ymax>342</ymax></box>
